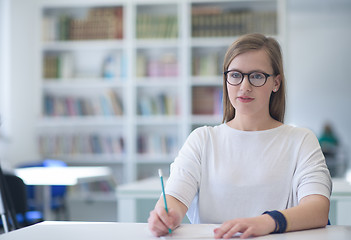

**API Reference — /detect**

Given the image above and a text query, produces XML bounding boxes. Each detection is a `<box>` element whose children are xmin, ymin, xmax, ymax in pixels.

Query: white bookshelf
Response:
<box><xmin>36</xmin><ymin>0</ymin><xmax>286</xmax><ymax>185</ymax></box>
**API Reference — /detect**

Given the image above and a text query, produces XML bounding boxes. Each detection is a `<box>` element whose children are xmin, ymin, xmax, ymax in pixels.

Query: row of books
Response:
<box><xmin>138</xmin><ymin>93</ymin><xmax>178</xmax><ymax>116</ymax></box>
<box><xmin>43</xmin><ymin>52</ymin><xmax>126</xmax><ymax>79</ymax></box>
<box><xmin>136</xmin><ymin>53</ymin><xmax>178</xmax><ymax>77</ymax></box>
<box><xmin>192</xmin><ymin>51</ymin><xmax>224</xmax><ymax>76</ymax></box>
<box><xmin>43</xmin><ymin>90</ymin><xmax>123</xmax><ymax>117</ymax></box>
<box><xmin>191</xmin><ymin>7</ymin><xmax>277</xmax><ymax>37</ymax></box>
<box><xmin>38</xmin><ymin>133</ymin><xmax>125</xmax><ymax>155</ymax></box>
<box><xmin>137</xmin><ymin>133</ymin><xmax>178</xmax><ymax>155</ymax></box>
<box><xmin>42</xmin><ymin>7</ymin><xmax>123</xmax><ymax>41</ymax></box>
<box><xmin>136</xmin><ymin>14</ymin><xmax>178</xmax><ymax>39</ymax></box>
<box><xmin>192</xmin><ymin>86</ymin><xmax>223</xmax><ymax>115</ymax></box>
<box><xmin>43</xmin><ymin>53</ymin><xmax>74</xmax><ymax>79</ymax></box>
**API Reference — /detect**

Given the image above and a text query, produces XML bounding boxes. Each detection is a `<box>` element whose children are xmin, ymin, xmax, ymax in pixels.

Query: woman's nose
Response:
<box><xmin>240</xmin><ymin>75</ymin><xmax>252</xmax><ymax>92</ymax></box>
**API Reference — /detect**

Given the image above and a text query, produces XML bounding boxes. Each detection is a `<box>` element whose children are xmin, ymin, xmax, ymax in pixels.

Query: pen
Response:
<box><xmin>158</xmin><ymin>169</ymin><xmax>172</xmax><ymax>234</ymax></box>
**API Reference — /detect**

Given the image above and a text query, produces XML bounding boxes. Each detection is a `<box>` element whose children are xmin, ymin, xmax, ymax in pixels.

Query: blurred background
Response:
<box><xmin>0</xmin><ymin>0</ymin><xmax>350</xmax><ymax>227</ymax></box>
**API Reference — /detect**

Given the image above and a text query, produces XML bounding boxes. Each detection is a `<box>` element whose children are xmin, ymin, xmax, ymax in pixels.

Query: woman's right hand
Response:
<box><xmin>148</xmin><ymin>195</ymin><xmax>187</xmax><ymax>237</ymax></box>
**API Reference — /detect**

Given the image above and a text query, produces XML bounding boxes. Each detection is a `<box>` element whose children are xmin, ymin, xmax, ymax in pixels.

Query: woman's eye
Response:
<box><xmin>231</xmin><ymin>72</ymin><xmax>241</xmax><ymax>78</ymax></box>
<box><xmin>251</xmin><ymin>73</ymin><xmax>264</xmax><ymax>79</ymax></box>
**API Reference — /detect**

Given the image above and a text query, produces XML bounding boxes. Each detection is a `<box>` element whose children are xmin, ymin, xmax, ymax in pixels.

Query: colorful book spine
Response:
<box><xmin>43</xmin><ymin>7</ymin><xmax>124</xmax><ymax>41</ymax></box>
<box><xmin>137</xmin><ymin>133</ymin><xmax>178</xmax><ymax>155</ymax></box>
<box><xmin>38</xmin><ymin>133</ymin><xmax>125</xmax><ymax>156</ymax></box>
<box><xmin>136</xmin><ymin>14</ymin><xmax>177</xmax><ymax>39</ymax></box>
<box><xmin>43</xmin><ymin>90</ymin><xmax>123</xmax><ymax>117</ymax></box>
<box><xmin>137</xmin><ymin>93</ymin><xmax>178</xmax><ymax>116</ymax></box>
<box><xmin>192</xmin><ymin>86</ymin><xmax>222</xmax><ymax>115</ymax></box>
<box><xmin>191</xmin><ymin>6</ymin><xmax>277</xmax><ymax>37</ymax></box>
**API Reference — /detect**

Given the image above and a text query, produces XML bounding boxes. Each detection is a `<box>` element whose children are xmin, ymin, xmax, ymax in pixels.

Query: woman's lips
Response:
<box><xmin>237</xmin><ymin>96</ymin><xmax>254</xmax><ymax>103</ymax></box>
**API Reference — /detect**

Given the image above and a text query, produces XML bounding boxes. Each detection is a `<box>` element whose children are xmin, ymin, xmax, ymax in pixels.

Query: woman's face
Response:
<box><xmin>226</xmin><ymin>49</ymin><xmax>280</xmax><ymax>119</ymax></box>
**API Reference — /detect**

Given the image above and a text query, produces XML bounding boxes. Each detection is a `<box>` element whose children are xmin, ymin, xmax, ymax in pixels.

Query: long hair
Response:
<box><xmin>222</xmin><ymin>33</ymin><xmax>286</xmax><ymax>123</ymax></box>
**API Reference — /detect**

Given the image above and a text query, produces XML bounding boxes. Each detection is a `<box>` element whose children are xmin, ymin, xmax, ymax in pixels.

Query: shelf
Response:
<box><xmin>42</xmin><ymin>40</ymin><xmax>126</xmax><ymax>51</ymax></box>
<box><xmin>38</xmin><ymin>116</ymin><xmax>126</xmax><ymax>127</ymax></box>
<box><xmin>37</xmin><ymin>0</ymin><xmax>285</xmax><ymax>183</ymax></box>
<box><xmin>191</xmin><ymin>76</ymin><xmax>222</xmax><ymax>86</ymax></box>
<box><xmin>58</xmin><ymin>154</ymin><xmax>125</xmax><ymax>165</ymax></box>
<box><xmin>43</xmin><ymin>79</ymin><xmax>126</xmax><ymax>89</ymax></box>
<box><xmin>135</xmin><ymin>39</ymin><xmax>179</xmax><ymax>48</ymax></box>
<box><xmin>136</xmin><ymin>116</ymin><xmax>181</xmax><ymax>125</ymax></box>
<box><xmin>135</xmin><ymin>78</ymin><xmax>179</xmax><ymax>87</ymax></box>
<box><xmin>190</xmin><ymin>37</ymin><xmax>236</xmax><ymax>47</ymax></box>
<box><xmin>135</xmin><ymin>154</ymin><xmax>175</xmax><ymax>164</ymax></box>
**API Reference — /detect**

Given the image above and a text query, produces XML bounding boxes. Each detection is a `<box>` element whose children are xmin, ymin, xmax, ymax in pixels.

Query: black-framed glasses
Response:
<box><xmin>224</xmin><ymin>70</ymin><xmax>273</xmax><ymax>87</ymax></box>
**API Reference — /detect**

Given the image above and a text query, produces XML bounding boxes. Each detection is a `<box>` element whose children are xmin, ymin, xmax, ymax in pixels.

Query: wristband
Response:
<box><xmin>262</xmin><ymin>210</ymin><xmax>287</xmax><ymax>233</ymax></box>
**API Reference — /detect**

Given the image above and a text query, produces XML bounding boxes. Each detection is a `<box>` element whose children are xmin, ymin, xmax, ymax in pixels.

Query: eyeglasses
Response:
<box><xmin>224</xmin><ymin>70</ymin><xmax>273</xmax><ymax>87</ymax></box>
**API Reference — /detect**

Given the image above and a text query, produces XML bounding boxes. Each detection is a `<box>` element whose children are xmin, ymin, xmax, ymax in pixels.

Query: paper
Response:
<box><xmin>160</xmin><ymin>224</ymin><xmax>243</xmax><ymax>239</ymax></box>
<box><xmin>161</xmin><ymin>224</ymin><xmax>218</xmax><ymax>239</ymax></box>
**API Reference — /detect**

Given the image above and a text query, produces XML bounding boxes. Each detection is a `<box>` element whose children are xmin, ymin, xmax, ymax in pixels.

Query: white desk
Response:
<box><xmin>330</xmin><ymin>178</ymin><xmax>351</xmax><ymax>225</ymax></box>
<box><xmin>116</xmin><ymin>177</ymin><xmax>351</xmax><ymax>224</ymax></box>
<box><xmin>1</xmin><ymin>221</ymin><xmax>351</xmax><ymax>240</ymax></box>
<box><xmin>15</xmin><ymin>166</ymin><xmax>112</xmax><ymax>220</ymax></box>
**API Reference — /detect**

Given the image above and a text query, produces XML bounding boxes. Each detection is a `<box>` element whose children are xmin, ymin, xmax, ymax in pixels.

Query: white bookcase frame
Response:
<box><xmin>35</xmin><ymin>0</ymin><xmax>286</xmax><ymax>184</ymax></box>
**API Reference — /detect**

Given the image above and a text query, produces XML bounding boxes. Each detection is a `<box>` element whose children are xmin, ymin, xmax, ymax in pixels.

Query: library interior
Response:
<box><xmin>0</xmin><ymin>0</ymin><xmax>351</xmax><ymax>235</ymax></box>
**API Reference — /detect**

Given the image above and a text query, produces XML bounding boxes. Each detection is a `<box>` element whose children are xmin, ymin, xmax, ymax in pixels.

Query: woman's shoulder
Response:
<box><xmin>192</xmin><ymin>124</ymin><xmax>226</xmax><ymax>134</ymax></box>
<box><xmin>189</xmin><ymin>124</ymin><xmax>227</xmax><ymax>140</ymax></box>
<box><xmin>280</xmin><ymin>124</ymin><xmax>318</xmax><ymax>140</ymax></box>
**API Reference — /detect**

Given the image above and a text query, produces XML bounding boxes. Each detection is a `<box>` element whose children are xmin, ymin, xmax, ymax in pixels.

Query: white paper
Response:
<box><xmin>161</xmin><ymin>224</ymin><xmax>218</xmax><ymax>239</ymax></box>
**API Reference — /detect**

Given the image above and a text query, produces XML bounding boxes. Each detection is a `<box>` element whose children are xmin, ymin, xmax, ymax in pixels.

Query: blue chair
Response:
<box><xmin>18</xmin><ymin>159</ymin><xmax>68</xmax><ymax>220</ymax></box>
<box><xmin>1</xmin><ymin>173</ymin><xmax>43</xmax><ymax>228</ymax></box>
<box><xmin>42</xmin><ymin>159</ymin><xmax>67</xmax><ymax>212</ymax></box>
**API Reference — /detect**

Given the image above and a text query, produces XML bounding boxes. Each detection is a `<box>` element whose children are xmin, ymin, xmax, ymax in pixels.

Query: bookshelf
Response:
<box><xmin>37</xmin><ymin>0</ymin><xmax>285</xmax><ymax>185</ymax></box>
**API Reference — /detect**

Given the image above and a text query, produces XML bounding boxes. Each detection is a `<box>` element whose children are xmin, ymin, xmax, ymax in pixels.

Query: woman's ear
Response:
<box><xmin>273</xmin><ymin>74</ymin><xmax>281</xmax><ymax>92</ymax></box>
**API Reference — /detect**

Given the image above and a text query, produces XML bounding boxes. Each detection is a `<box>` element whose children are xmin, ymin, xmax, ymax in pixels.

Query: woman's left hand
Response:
<box><xmin>213</xmin><ymin>214</ymin><xmax>276</xmax><ymax>239</ymax></box>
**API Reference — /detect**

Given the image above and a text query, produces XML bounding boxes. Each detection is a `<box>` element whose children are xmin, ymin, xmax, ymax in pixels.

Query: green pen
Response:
<box><xmin>158</xmin><ymin>169</ymin><xmax>172</xmax><ymax>234</ymax></box>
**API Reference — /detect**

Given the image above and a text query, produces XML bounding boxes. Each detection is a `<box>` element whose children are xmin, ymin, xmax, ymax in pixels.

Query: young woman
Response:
<box><xmin>148</xmin><ymin>33</ymin><xmax>332</xmax><ymax>239</ymax></box>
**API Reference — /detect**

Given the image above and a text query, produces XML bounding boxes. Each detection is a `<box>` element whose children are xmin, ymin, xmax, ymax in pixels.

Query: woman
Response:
<box><xmin>148</xmin><ymin>33</ymin><xmax>332</xmax><ymax>239</ymax></box>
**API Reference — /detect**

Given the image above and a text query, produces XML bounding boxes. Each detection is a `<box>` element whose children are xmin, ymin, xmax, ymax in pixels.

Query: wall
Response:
<box><xmin>5</xmin><ymin>0</ymin><xmax>39</xmax><ymax>168</ymax></box>
<box><xmin>286</xmin><ymin>1</ymin><xmax>351</xmax><ymax>166</ymax></box>
<box><xmin>0</xmin><ymin>0</ymin><xmax>12</xmax><ymax>170</ymax></box>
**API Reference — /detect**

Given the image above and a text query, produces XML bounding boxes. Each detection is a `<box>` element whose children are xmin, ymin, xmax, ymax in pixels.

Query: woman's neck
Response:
<box><xmin>227</xmin><ymin>115</ymin><xmax>282</xmax><ymax>131</ymax></box>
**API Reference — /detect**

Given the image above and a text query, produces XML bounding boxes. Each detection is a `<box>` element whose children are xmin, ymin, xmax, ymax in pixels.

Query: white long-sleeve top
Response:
<box><xmin>165</xmin><ymin>124</ymin><xmax>332</xmax><ymax>224</ymax></box>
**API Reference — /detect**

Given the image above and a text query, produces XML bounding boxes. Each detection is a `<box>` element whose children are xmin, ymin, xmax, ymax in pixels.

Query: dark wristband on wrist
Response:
<box><xmin>262</xmin><ymin>210</ymin><xmax>287</xmax><ymax>233</ymax></box>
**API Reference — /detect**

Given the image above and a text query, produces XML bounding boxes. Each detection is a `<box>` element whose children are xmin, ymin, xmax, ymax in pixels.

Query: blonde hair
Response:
<box><xmin>222</xmin><ymin>33</ymin><xmax>286</xmax><ymax>123</ymax></box>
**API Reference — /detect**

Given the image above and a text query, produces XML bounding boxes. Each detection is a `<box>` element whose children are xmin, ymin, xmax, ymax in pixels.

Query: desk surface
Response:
<box><xmin>2</xmin><ymin>221</ymin><xmax>351</xmax><ymax>240</ymax></box>
<box><xmin>15</xmin><ymin>166</ymin><xmax>112</xmax><ymax>185</ymax></box>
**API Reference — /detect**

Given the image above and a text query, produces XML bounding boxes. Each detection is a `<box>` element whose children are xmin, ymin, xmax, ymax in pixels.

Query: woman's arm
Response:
<box><xmin>213</xmin><ymin>194</ymin><xmax>330</xmax><ymax>239</ymax></box>
<box><xmin>279</xmin><ymin>194</ymin><xmax>330</xmax><ymax>231</ymax></box>
<box><xmin>148</xmin><ymin>194</ymin><xmax>188</xmax><ymax>237</ymax></box>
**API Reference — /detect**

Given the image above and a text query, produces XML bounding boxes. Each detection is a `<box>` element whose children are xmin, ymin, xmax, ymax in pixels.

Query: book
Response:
<box><xmin>192</xmin><ymin>87</ymin><xmax>222</xmax><ymax>115</ymax></box>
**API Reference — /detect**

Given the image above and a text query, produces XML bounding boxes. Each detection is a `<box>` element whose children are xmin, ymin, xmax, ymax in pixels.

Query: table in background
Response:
<box><xmin>116</xmin><ymin>177</ymin><xmax>351</xmax><ymax>224</ymax></box>
<box><xmin>2</xmin><ymin>221</ymin><xmax>351</xmax><ymax>240</ymax></box>
<box><xmin>330</xmin><ymin>178</ymin><xmax>351</xmax><ymax>225</ymax></box>
<box><xmin>15</xmin><ymin>166</ymin><xmax>112</xmax><ymax>220</ymax></box>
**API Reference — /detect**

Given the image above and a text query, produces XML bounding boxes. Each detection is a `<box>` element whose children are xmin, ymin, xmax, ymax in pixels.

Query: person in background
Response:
<box><xmin>148</xmin><ymin>33</ymin><xmax>332</xmax><ymax>239</ymax></box>
<box><xmin>319</xmin><ymin>122</ymin><xmax>339</xmax><ymax>157</ymax></box>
